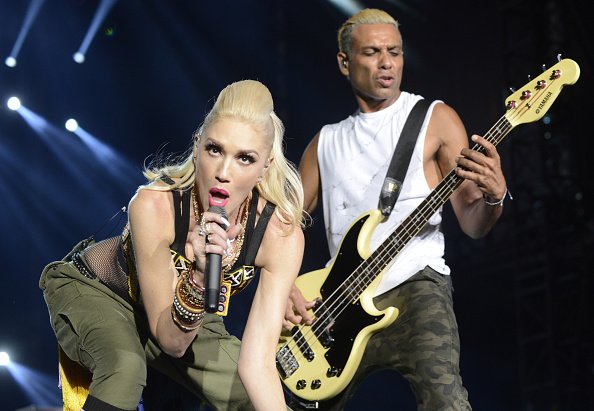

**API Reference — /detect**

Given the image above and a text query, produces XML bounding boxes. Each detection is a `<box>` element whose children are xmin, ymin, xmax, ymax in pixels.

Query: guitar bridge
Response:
<box><xmin>276</xmin><ymin>345</ymin><xmax>298</xmax><ymax>378</ymax></box>
<box><xmin>276</xmin><ymin>325</ymin><xmax>316</xmax><ymax>379</ymax></box>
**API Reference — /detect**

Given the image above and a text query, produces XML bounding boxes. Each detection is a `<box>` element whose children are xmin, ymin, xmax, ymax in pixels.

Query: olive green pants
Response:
<box><xmin>40</xmin><ymin>252</ymin><xmax>253</xmax><ymax>410</ymax></box>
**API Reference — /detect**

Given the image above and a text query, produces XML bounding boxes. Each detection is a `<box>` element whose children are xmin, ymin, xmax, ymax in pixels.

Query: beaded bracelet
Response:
<box><xmin>483</xmin><ymin>188</ymin><xmax>512</xmax><ymax>206</ymax></box>
<box><xmin>171</xmin><ymin>304</ymin><xmax>204</xmax><ymax>332</ymax></box>
<box><xmin>173</xmin><ymin>293</ymin><xmax>203</xmax><ymax>322</ymax></box>
<box><xmin>171</xmin><ymin>275</ymin><xmax>206</xmax><ymax>332</ymax></box>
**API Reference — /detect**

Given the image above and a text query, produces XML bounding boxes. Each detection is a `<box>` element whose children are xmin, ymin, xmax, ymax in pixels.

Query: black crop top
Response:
<box><xmin>118</xmin><ymin>185</ymin><xmax>276</xmax><ymax>312</ymax></box>
<box><xmin>168</xmin><ymin>187</ymin><xmax>275</xmax><ymax>293</ymax></box>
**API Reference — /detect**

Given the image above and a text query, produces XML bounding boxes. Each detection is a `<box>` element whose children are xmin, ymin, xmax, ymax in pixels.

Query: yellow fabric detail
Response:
<box><xmin>170</xmin><ymin>249</ymin><xmax>194</xmax><ymax>277</ymax></box>
<box><xmin>121</xmin><ymin>225</ymin><xmax>141</xmax><ymax>303</ymax></box>
<box><xmin>225</xmin><ymin>265</ymin><xmax>255</xmax><ymax>295</ymax></box>
<box><xmin>58</xmin><ymin>345</ymin><xmax>91</xmax><ymax>411</ymax></box>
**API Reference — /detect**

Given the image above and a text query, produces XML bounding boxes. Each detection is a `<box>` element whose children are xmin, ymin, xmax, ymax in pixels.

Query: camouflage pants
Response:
<box><xmin>304</xmin><ymin>266</ymin><xmax>471</xmax><ymax>410</ymax></box>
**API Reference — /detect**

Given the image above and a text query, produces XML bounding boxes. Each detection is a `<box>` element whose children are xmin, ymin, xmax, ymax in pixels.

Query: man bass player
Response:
<box><xmin>284</xmin><ymin>8</ymin><xmax>508</xmax><ymax>410</ymax></box>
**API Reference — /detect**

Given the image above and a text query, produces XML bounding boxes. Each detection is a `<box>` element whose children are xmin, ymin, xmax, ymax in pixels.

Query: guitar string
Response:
<box><xmin>349</xmin><ymin>83</ymin><xmax>551</xmax><ymax>293</ymax></box>
<box><xmin>279</xmin><ymin>76</ymin><xmax>556</xmax><ymax>369</ymax></box>
<box><xmin>308</xmin><ymin>81</ymin><xmax>553</xmax><ymax>315</ymax></box>
<box><xmin>318</xmin><ymin>116</ymin><xmax>511</xmax><ymax>315</ymax></box>
<box><xmin>352</xmin><ymin>79</ymin><xmax>559</xmax><ymax>296</ymax></box>
<box><xmin>277</xmin><ymin>112</ymin><xmax>511</xmax><ymax>369</ymax></box>
<box><xmin>279</xmin><ymin>111</ymin><xmax>517</xmax><ymax>365</ymax></box>
<box><xmin>280</xmin><ymin>108</ymin><xmax>521</xmax><ymax>364</ymax></box>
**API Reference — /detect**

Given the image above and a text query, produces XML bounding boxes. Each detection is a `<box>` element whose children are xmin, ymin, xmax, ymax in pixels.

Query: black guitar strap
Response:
<box><xmin>379</xmin><ymin>98</ymin><xmax>431</xmax><ymax>217</ymax></box>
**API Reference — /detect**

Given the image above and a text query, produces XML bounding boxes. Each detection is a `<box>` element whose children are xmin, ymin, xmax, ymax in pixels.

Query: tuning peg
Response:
<box><xmin>527</xmin><ymin>74</ymin><xmax>532</xmax><ymax>81</ymax></box>
<box><xmin>557</xmin><ymin>53</ymin><xmax>562</xmax><ymax>62</ymax></box>
<box><xmin>542</xmin><ymin>64</ymin><xmax>547</xmax><ymax>72</ymax></box>
<box><xmin>509</xmin><ymin>86</ymin><xmax>516</xmax><ymax>93</ymax></box>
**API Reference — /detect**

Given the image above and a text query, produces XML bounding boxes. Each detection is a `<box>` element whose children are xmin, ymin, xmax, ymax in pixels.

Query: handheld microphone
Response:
<box><xmin>204</xmin><ymin>206</ymin><xmax>228</xmax><ymax>313</ymax></box>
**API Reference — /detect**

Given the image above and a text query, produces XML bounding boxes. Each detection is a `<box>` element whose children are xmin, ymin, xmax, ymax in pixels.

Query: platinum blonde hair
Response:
<box><xmin>338</xmin><ymin>8</ymin><xmax>399</xmax><ymax>58</ymax></box>
<box><xmin>143</xmin><ymin>79</ymin><xmax>305</xmax><ymax>229</ymax></box>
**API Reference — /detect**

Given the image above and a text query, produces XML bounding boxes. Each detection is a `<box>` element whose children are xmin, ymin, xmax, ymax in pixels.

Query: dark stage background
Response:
<box><xmin>1</xmin><ymin>1</ymin><xmax>592</xmax><ymax>410</ymax></box>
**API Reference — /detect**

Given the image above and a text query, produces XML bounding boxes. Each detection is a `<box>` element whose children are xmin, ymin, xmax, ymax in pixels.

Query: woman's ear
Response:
<box><xmin>258</xmin><ymin>157</ymin><xmax>273</xmax><ymax>182</ymax></box>
<box><xmin>264</xmin><ymin>157</ymin><xmax>274</xmax><ymax>174</ymax></box>
<box><xmin>193</xmin><ymin>134</ymin><xmax>200</xmax><ymax>160</ymax></box>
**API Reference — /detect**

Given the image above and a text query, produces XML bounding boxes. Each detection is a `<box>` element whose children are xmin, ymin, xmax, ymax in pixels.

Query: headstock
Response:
<box><xmin>504</xmin><ymin>59</ymin><xmax>580</xmax><ymax>127</ymax></box>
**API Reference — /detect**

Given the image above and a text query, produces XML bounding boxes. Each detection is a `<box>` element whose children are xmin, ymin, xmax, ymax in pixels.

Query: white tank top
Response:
<box><xmin>317</xmin><ymin>91</ymin><xmax>450</xmax><ymax>296</ymax></box>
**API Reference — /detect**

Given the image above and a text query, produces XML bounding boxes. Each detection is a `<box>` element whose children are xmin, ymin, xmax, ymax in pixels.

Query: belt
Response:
<box><xmin>71</xmin><ymin>252</ymin><xmax>97</xmax><ymax>280</ymax></box>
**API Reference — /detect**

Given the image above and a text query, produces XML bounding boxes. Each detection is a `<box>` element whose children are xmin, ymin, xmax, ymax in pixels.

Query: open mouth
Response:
<box><xmin>208</xmin><ymin>188</ymin><xmax>229</xmax><ymax>207</ymax></box>
<box><xmin>377</xmin><ymin>76</ymin><xmax>394</xmax><ymax>87</ymax></box>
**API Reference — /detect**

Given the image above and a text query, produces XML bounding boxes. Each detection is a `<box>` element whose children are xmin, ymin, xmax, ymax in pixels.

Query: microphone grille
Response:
<box><xmin>207</xmin><ymin>205</ymin><xmax>227</xmax><ymax>219</ymax></box>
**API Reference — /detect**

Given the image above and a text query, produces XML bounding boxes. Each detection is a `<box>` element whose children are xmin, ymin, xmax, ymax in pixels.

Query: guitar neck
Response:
<box><xmin>350</xmin><ymin>115</ymin><xmax>514</xmax><ymax>292</ymax></box>
<box><xmin>340</xmin><ymin>58</ymin><xmax>581</xmax><ymax>299</ymax></box>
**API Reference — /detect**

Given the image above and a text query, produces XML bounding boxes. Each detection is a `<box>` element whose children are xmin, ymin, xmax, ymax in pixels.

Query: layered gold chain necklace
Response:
<box><xmin>192</xmin><ymin>187</ymin><xmax>250</xmax><ymax>273</ymax></box>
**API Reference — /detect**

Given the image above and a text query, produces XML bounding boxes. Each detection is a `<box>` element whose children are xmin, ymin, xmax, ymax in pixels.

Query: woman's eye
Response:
<box><xmin>205</xmin><ymin>143</ymin><xmax>221</xmax><ymax>155</ymax></box>
<box><xmin>239</xmin><ymin>155</ymin><xmax>255</xmax><ymax>164</ymax></box>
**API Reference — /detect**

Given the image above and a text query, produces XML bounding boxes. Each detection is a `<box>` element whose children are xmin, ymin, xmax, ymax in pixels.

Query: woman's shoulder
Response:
<box><xmin>127</xmin><ymin>184</ymin><xmax>177</xmax><ymax>245</ymax></box>
<box><xmin>129</xmin><ymin>183</ymin><xmax>174</xmax><ymax>218</ymax></box>
<box><xmin>256</xmin><ymin>207</ymin><xmax>304</xmax><ymax>272</ymax></box>
<box><xmin>258</xmin><ymin>197</ymin><xmax>302</xmax><ymax>241</ymax></box>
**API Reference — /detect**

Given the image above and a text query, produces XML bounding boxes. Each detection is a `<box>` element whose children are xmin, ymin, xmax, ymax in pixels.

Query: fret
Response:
<box><xmin>277</xmin><ymin>60</ymin><xmax>580</xmax><ymax>403</ymax></box>
<box><xmin>348</xmin><ymin>116</ymin><xmax>517</xmax><ymax>298</ymax></box>
<box><xmin>342</xmin><ymin>59</ymin><xmax>578</xmax><ymax>303</ymax></box>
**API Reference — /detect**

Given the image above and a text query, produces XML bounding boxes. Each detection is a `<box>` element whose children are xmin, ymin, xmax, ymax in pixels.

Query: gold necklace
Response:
<box><xmin>222</xmin><ymin>196</ymin><xmax>250</xmax><ymax>273</ymax></box>
<box><xmin>191</xmin><ymin>186</ymin><xmax>202</xmax><ymax>225</ymax></box>
<box><xmin>192</xmin><ymin>187</ymin><xmax>250</xmax><ymax>274</ymax></box>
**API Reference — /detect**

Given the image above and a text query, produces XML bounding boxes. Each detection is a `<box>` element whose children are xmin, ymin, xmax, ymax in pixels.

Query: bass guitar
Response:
<box><xmin>276</xmin><ymin>58</ymin><xmax>580</xmax><ymax>405</ymax></box>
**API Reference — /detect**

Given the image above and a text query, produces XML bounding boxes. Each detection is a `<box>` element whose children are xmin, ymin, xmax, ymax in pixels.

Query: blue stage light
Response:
<box><xmin>73</xmin><ymin>52</ymin><xmax>85</xmax><ymax>64</ymax></box>
<box><xmin>0</xmin><ymin>351</ymin><xmax>10</xmax><ymax>366</ymax></box>
<box><xmin>65</xmin><ymin>118</ymin><xmax>79</xmax><ymax>132</ymax></box>
<box><xmin>5</xmin><ymin>56</ymin><xmax>17</xmax><ymax>67</ymax></box>
<box><xmin>7</xmin><ymin>97</ymin><xmax>21</xmax><ymax>111</ymax></box>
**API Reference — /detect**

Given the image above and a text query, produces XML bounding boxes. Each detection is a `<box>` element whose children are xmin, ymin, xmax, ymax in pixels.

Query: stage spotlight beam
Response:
<box><xmin>73</xmin><ymin>52</ymin><xmax>85</xmax><ymax>63</ymax></box>
<box><xmin>74</xmin><ymin>0</ymin><xmax>119</xmax><ymax>63</ymax></box>
<box><xmin>65</xmin><ymin>118</ymin><xmax>79</xmax><ymax>132</ymax></box>
<box><xmin>7</xmin><ymin>97</ymin><xmax>22</xmax><ymax>111</ymax></box>
<box><xmin>5</xmin><ymin>0</ymin><xmax>46</xmax><ymax>67</ymax></box>
<box><xmin>0</xmin><ymin>351</ymin><xmax>9</xmax><ymax>366</ymax></box>
<box><xmin>327</xmin><ymin>0</ymin><xmax>364</xmax><ymax>16</ymax></box>
<box><xmin>5</xmin><ymin>56</ymin><xmax>17</xmax><ymax>67</ymax></box>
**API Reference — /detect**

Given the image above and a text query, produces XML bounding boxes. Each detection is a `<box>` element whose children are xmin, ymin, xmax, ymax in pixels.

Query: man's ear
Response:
<box><xmin>337</xmin><ymin>52</ymin><xmax>349</xmax><ymax>76</ymax></box>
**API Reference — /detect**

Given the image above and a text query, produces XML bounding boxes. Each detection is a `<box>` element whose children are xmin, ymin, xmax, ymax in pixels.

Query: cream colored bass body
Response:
<box><xmin>276</xmin><ymin>59</ymin><xmax>580</xmax><ymax>407</ymax></box>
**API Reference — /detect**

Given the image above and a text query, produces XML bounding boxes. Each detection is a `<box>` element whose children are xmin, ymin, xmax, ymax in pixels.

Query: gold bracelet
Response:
<box><xmin>176</xmin><ymin>276</ymin><xmax>205</xmax><ymax>310</ymax></box>
<box><xmin>188</xmin><ymin>268</ymin><xmax>204</xmax><ymax>290</ymax></box>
